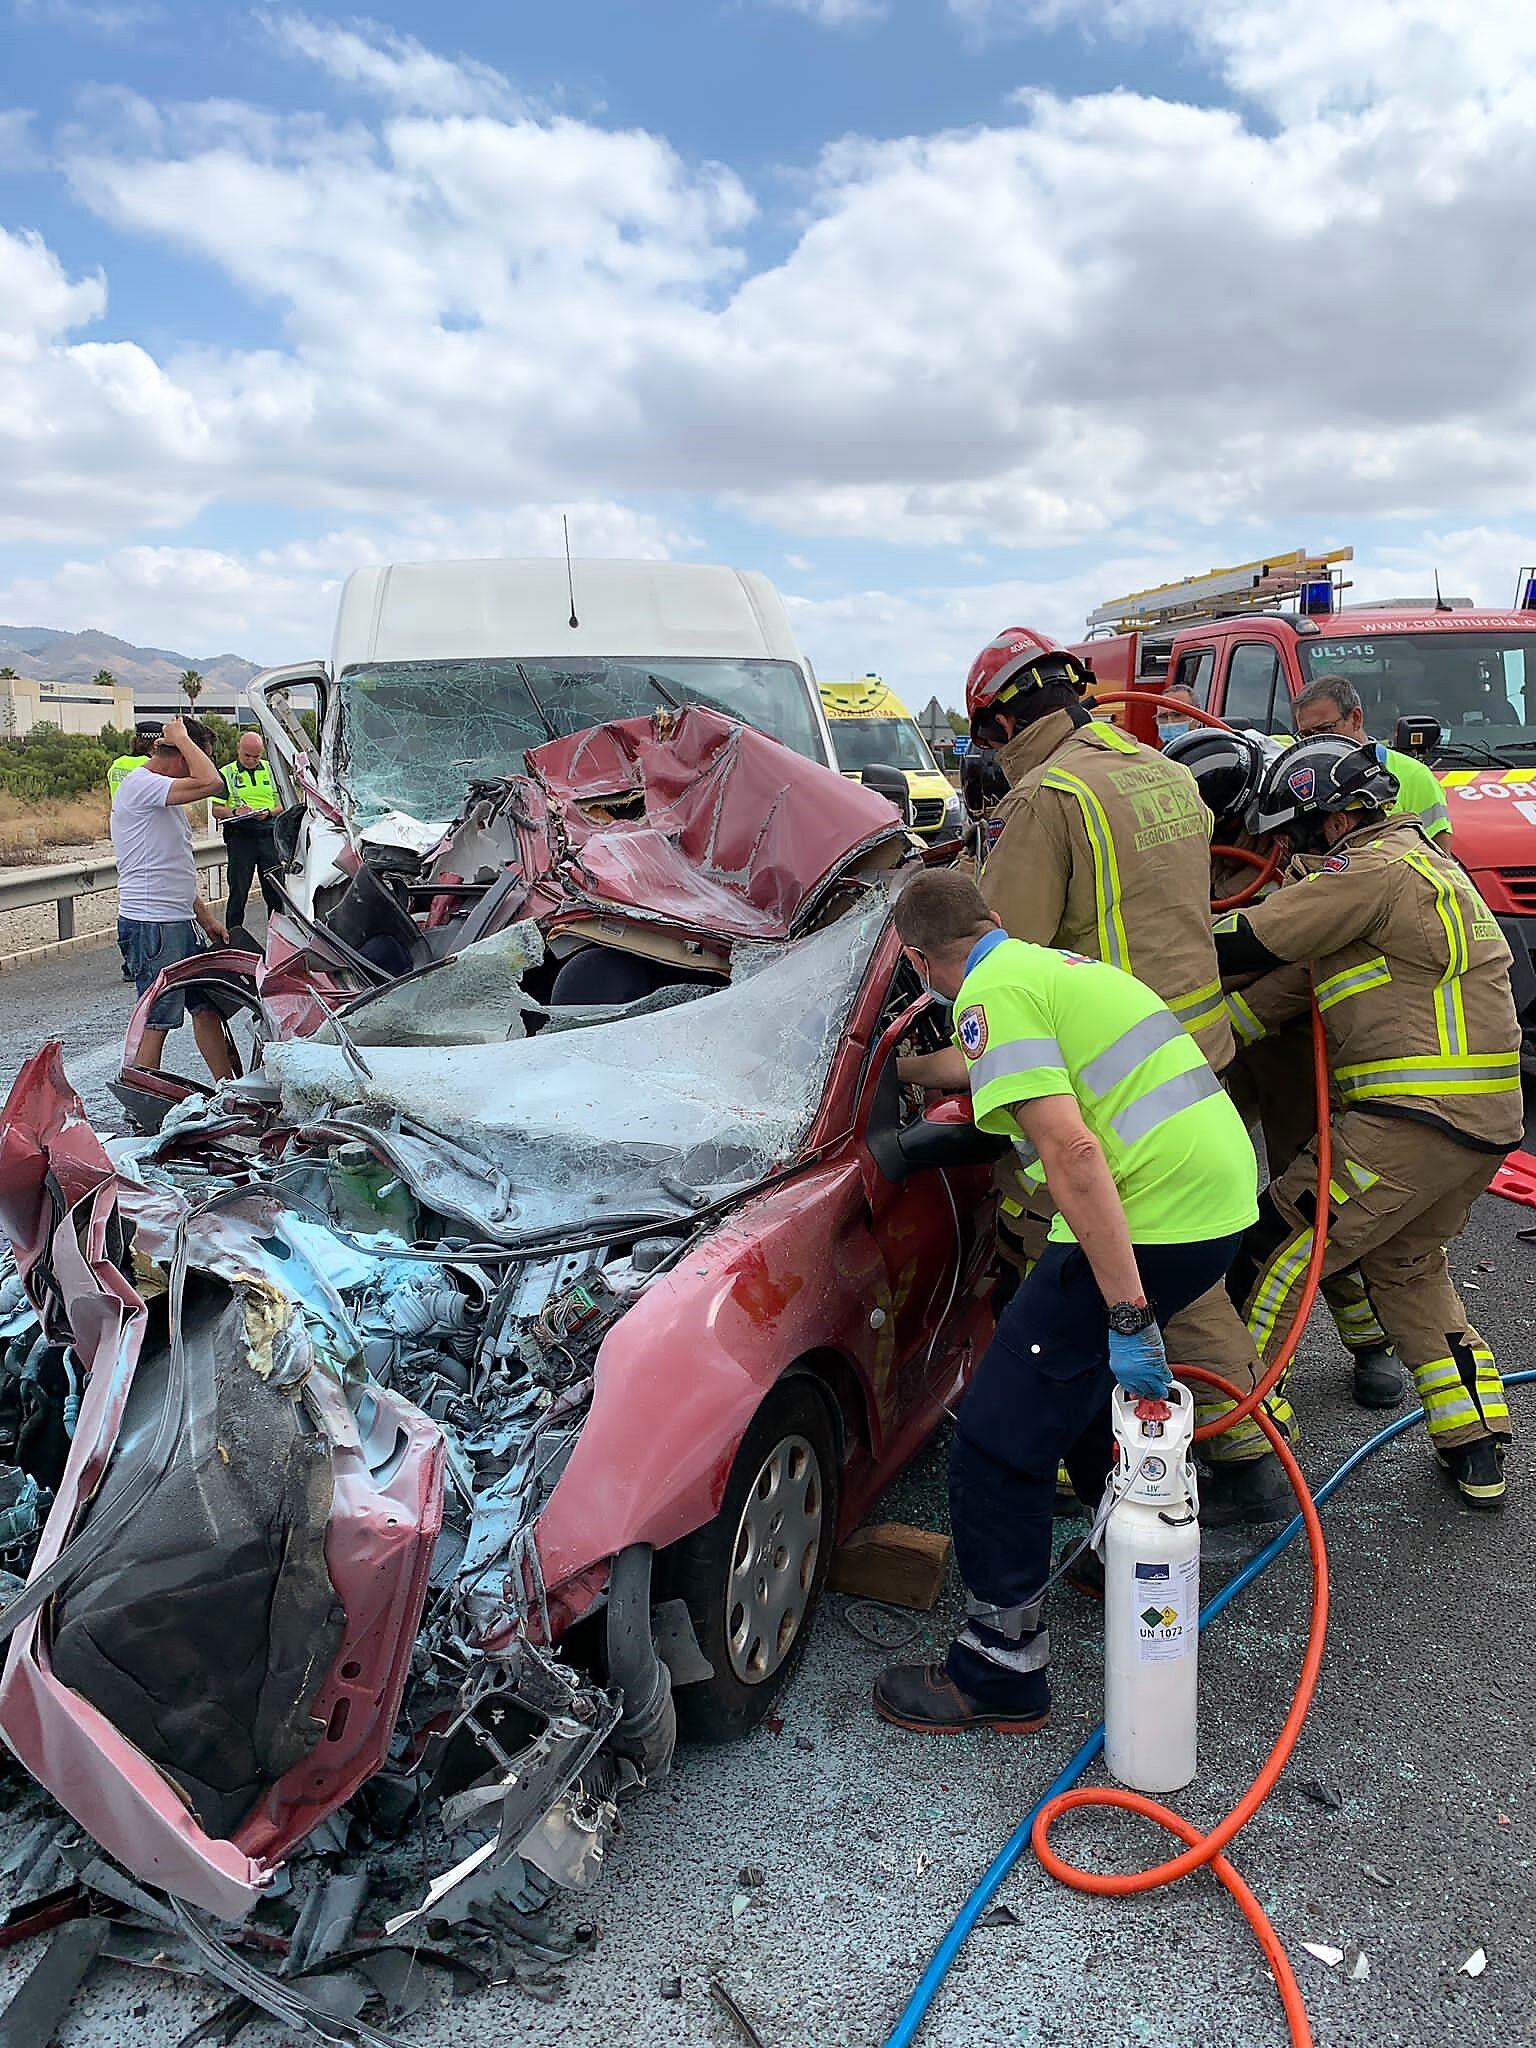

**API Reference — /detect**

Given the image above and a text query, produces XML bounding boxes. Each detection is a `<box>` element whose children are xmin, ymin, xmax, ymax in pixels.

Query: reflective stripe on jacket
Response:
<box><xmin>981</xmin><ymin>711</ymin><xmax>1233</xmax><ymax>1073</ymax></box>
<box><xmin>1232</xmin><ymin>819</ymin><xmax>1522</xmax><ymax>1151</ymax></box>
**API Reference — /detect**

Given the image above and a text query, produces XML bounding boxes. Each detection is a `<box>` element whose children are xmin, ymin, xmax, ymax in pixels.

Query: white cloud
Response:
<box><xmin>766</xmin><ymin>0</ymin><xmax>887</xmax><ymax>25</ymax></box>
<box><xmin>0</xmin><ymin>502</ymin><xmax>693</xmax><ymax>660</ymax></box>
<box><xmin>259</xmin><ymin>11</ymin><xmax>518</xmax><ymax>117</ymax></box>
<box><xmin>1</xmin><ymin>1</ymin><xmax>1534</xmax><ymax>571</ymax></box>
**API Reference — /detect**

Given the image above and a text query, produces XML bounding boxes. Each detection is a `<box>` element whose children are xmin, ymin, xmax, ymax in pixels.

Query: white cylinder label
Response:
<box><xmin>1131</xmin><ymin>1553</ymin><xmax>1198</xmax><ymax>1663</ymax></box>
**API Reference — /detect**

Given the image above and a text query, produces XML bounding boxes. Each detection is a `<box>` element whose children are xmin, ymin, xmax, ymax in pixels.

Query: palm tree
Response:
<box><xmin>93</xmin><ymin>668</ymin><xmax>116</xmax><ymax>689</ymax></box>
<box><xmin>0</xmin><ymin>667</ymin><xmax>16</xmax><ymax>682</ymax></box>
<box><xmin>180</xmin><ymin>668</ymin><xmax>204</xmax><ymax>709</ymax></box>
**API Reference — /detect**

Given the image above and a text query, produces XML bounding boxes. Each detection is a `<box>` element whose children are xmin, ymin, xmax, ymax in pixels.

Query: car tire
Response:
<box><xmin>663</xmin><ymin>1379</ymin><xmax>840</xmax><ymax>1744</ymax></box>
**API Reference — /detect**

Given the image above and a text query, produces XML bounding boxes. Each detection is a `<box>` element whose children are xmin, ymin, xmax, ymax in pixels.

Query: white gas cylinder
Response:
<box><xmin>1101</xmin><ymin>1382</ymin><xmax>1200</xmax><ymax>1795</ymax></box>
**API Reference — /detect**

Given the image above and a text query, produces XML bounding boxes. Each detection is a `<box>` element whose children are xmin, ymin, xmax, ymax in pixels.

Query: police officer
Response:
<box><xmin>214</xmin><ymin>731</ymin><xmax>283</xmax><ymax>929</ymax></box>
<box><xmin>1215</xmin><ymin>736</ymin><xmax>1521</xmax><ymax>1508</ymax></box>
<box><xmin>874</xmin><ymin>870</ymin><xmax>1258</xmax><ymax>1733</ymax></box>
<box><xmin>108</xmin><ymin>722</ymin><xmax>160</xmax><ymax>800</ymax></box>
<box><xmin>1166</xmin><ymin>726</ymin><xmax>1408</xmax><ymax>1410</ymax></box>
<box><xmin>1292</xmin><ymin>674</ymin><xmax>1453</xmax><ymax>851</ymax></box>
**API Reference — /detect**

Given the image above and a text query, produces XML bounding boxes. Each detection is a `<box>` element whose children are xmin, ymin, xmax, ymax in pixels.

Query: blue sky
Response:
<box><xmin>2</xmin><ymin>0</ymin><xmax>1532</xmax><ymax>704</ymax></box>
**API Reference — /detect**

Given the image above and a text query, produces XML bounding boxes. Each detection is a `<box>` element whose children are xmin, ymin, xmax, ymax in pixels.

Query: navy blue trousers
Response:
<box><xmin>948</xmin><ymin>1234</ymin><xmax>1242</xmax><ymax>1709</ymax></box>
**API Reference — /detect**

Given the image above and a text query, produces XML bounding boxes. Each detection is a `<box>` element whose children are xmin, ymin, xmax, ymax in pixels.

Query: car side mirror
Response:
<box><xmin>888</xmin><ymin>1111</ymin><xmax>1010</xmax><ymax>1181</ymax></box>
<box><xmin>859</xmin><ymin>761</ymin><xmax>912</xmax><ymax>824</ymax></box>
<box><xmin>1393</xmin><ymin>714</ymin><xmax>1442</xmax><ymax>758</ymax></box>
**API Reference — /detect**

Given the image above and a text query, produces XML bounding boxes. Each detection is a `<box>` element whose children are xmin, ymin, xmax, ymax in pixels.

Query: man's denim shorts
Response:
<box><xmin>117</xmin><ymin>917</ymin><xmax>214</xmax><ymax>1030</ymax></box>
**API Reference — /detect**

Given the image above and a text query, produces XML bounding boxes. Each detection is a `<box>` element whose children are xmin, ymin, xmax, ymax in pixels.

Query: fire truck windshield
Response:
<box><xmin>1299</xmin><ymin>631</ymin><xmax>1536</xmax><ymax>756</ymax></box>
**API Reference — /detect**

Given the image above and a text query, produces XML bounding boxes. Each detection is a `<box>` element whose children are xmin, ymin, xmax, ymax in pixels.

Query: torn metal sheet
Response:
<box><xmin>0</xmin><ymin>709</ymin><xmax>998</xmax><ymax>2034</ymax></box>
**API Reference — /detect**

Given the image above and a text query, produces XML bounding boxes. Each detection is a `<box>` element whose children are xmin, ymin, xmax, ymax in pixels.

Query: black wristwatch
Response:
<box><xmin>1106</xmin><ymin>1300</ymin><xmax>1157</xmax><ymax>1335</ymax></box>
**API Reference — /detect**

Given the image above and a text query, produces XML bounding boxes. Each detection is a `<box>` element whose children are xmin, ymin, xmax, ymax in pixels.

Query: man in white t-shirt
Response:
<box><xmin>111</xmin><ymin>714</ymin><xmax>234</xmax><ymax>1078</ymax></box>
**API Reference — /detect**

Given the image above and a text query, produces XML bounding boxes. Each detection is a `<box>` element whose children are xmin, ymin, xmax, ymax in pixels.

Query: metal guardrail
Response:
<box><xmin>0</xmin><ymin>836</ymin><xmax>227</xmax><ymax>945</ymax></box>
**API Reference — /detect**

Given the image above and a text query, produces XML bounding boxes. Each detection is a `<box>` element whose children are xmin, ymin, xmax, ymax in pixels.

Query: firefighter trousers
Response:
<box><xmin>1230</xmin><ymin>1022</ymin><xmax>1393</xmax><ymax>1363</ymax></box>
<box><xmin>947</xmin><ymin>1234</ymin><xmax>1243</xmax><ymax>1711</ymax></box>
<box><xmin>1230</xmin><ymin>1111</ymin><xmax>1510</xmax><ymax>1451</ymax></box>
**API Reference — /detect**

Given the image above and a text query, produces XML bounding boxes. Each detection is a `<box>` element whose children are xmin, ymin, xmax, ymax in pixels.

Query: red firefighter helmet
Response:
<box><xmin>965</xmin><ymin>627</ymin><xmax>1083</xmax><ymax>730</ymax></box>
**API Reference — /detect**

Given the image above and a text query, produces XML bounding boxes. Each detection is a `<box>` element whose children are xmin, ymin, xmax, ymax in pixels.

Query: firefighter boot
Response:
<box><xmin>1434</xmin><ymin>1437</ymin><xmax>1507</xmax><ymax>1511</ymax></box>
<box><xmin>1197</xmin><ymin>1450</ymin><xmax>1294</xmax><ymax>1527</ymax></box>
<box><xmin>1350</xmin><ymin>1343</ymin><xmax>1407</xmax><ymax>1410</ymax></box>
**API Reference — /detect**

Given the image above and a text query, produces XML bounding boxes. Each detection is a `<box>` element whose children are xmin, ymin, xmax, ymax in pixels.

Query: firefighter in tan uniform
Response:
<box><xmin>908</xmin><ymin>629</ymin><xmax>1290</xmax><ymax>1524</ymax></box>
<box><xmin>1166</xmin><ymin>726</ymin><xmax>1409</xmax><ymax>1413</ymax></box>
<box><xmin>1215</xmin><ymin>736</ymin><xmax>1521</xmax><ymax>1509</ymax></box>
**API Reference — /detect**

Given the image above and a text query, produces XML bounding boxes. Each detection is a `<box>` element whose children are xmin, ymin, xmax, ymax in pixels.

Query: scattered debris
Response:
<box><xmin>1359</xmin><ymin>1862</ymin><xmax>1395</xmax><ymax>1889</ymax></box>
<box><xmin>1298</xmin><ymin>1778</ymin><xmax>1343</xmax><ymax>1811</ymax></box>
<box><xmin>1496</xmin><ymin>1812</ymin><xmax>1511</xmax><ymax>1826</ymax></box>
<box><xmin>1302</xmin><ymin>1942</ymin><xmax>1344</xmax><ymax>1967</ymax></box>
<box><xmin>842</xmin><ymin>1600</ymin><xmax>924</xmax><ymax>1650</ymax></box>
<box><xmin>0</xmin><ymin>1917</ymin><xmax>110</xmax><ymax>2048</ymax></box>
<box><xmin>793</xmin><ymin>1736</ymin><xmax>815</xmax><ymax>1753</ymax></box>
<box><xmin>710</xmin><ymin>1977</ymin><xmax>770</xmax><ymax>2048</ymax></box>
<box><xmin>1350</xmin><ymin>1951</ymin><xmax>1371</xmax><ymax>1982</ymax></box>
<box><xmin>737</xmin><ymin>1867</ymin><xmax>766</xmax><ymax>1891</ymax></box>
<box><xmin>829</xmin><ymin>1522</ymin><xmax>951</xmax><ymax>1608</ymax></box>
<box><xmin>1459</xmin><ymin>1948</ymin><xmax>1488</xmax><ymax>1978</ymax></box>
<box><xmin>659</xmin><ymin>1975</ymin><xmax>683</xmax><ymax>2000</ymax></box>
<box><xmin>979</xmin><ymin>1905</ymin><xmax>1021</xmax><ymax>1930</ymax></box>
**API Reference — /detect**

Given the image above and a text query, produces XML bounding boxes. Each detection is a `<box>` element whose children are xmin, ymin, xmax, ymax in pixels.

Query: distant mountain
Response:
<box><xmin>0</xmin><ymin>626</ymin><xmax>263</xmax><ymax>709</ymax></box>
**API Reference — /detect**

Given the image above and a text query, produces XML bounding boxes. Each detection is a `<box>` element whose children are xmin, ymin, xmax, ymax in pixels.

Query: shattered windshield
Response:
<box><xmin>264</xmin><ymin>894</ymin><xmax>888</xmax><ymax>1237</ymax></box>
<box><xmin>335</xmin><ymin>657</ymin><xmax>826</xmax><ymax>829</ymax></box>
<box><xmin>1299</xmin><ymin>632</ymin><xmax>1536</xmax><ymax>756</ymax></box>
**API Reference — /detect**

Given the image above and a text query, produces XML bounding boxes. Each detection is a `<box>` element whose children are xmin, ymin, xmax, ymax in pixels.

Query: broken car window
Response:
<box><xmin>335</xmin><ymin>656</ymin><xmax>827</xmax><ymax>830</ymax></box>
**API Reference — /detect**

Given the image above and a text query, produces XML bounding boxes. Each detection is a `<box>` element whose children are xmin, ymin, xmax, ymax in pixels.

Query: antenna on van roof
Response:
<box><xmin>1434</xmin><ymin>568</ymin><xmax>1452</xmax><ymax>612</ymax></box>
<box><xmin>563</xmin><ymin>515</ymin><xmax>579</xmax><ymax>630</ymax></box>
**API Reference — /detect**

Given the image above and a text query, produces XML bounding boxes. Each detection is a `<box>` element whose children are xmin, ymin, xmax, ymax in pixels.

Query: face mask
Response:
<box><xmin>1159</xmin><ymin>718</ymin><xmax>1193</xmax><ymax>742</ymax></box>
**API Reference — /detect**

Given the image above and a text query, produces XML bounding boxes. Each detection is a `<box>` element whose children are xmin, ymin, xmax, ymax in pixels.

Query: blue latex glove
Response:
<box><xmin>1108</xmin><ymin>1322</ymin><xmax>1172</xmax><ymax>1399</ymax></box>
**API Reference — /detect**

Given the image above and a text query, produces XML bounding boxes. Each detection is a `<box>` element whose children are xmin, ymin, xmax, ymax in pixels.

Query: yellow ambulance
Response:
<box><xmin>817</xmin><ymin>676</ymin><xmax>962</xmax><ymax>839</ymax></box>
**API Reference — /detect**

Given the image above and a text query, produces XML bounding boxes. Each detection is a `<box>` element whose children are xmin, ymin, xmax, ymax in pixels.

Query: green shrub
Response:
<box><xmin>0</xmin><ymin>723</ymin><xmax>115</xmax><ymax>801</ymax></box>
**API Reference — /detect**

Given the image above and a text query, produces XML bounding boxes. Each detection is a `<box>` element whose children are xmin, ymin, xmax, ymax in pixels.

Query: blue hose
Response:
<box><xmin>882</xmin><ymin>1372</ymin><xmax>1536</xmax><ymax>2048</ymax></box>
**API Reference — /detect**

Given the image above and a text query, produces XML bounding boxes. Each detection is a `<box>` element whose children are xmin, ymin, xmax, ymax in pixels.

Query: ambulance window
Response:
<box><xmin>1223</xmin><ymin>643</ymin><xmax>1286</xmax><ymax>732</ymax></box>
<box><xmin>1172</xmin><ymin>648</ymin><xmax>1215</xmax><ymax>707</ymax></box>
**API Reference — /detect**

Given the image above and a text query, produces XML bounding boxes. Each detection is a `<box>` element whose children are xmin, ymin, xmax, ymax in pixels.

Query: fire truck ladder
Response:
<box><xmin>1086</xmin><ymin>548</ymin><xmax>1354</xmax><ymax>637</ymax></box>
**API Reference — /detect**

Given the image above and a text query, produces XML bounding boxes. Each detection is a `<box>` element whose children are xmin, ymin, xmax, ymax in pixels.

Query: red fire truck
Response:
<box><xmin>1068</xmin><ymin>547</ymin><xmax>1536</xmax><ymax>1055</ymax></box>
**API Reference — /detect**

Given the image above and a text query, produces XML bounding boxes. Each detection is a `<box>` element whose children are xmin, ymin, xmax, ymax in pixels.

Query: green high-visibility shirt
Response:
<box><xmin>1384</xmin><ymin>747</ymin><xmax>1451</xmax><ymax>841</ymax></box>
<box><xmin>220</xmin><ymin>758</ymin><xmax>279</xmax><ymax>813</ymax></box>
<box><xmin>953</xmin><ymin>933</ymin><xmax>1259</xmax><ymax>1246</ymax></box>
<box><xmin>107</xmin><ymin>753</ymin><xmax>148</xmax><ymax>798</ymax></box>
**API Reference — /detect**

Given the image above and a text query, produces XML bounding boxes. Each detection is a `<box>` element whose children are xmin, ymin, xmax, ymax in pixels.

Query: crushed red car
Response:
<box><xmin>0</xmin><ymin>707</ymin><xmax>997</xmax><ymax>2027</ymax></box>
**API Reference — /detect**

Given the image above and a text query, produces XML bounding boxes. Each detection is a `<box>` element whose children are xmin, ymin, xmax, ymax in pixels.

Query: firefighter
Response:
<box><xmin>874</xmin><ymin>871</ymin><xmax>1259</xmax><ymax>1734</ymax></box>
<box><xmin>1164</xmin><ymin>726</ymin><xmax>1407</xmax><ymax>1410</ymax></box>
<box><xmin>956</xmin><ymin>628</ymin><xmax>1293</xmax><ymax>1522</ymax></box>
<box><xmin>966</xmin><ymin>628</ymin><xmax>1232</xmax><ymax>1069</ymax></box>
<box><xmin>1215</xmin><ymin>736</ymin><xmax>1522</xmax><ymax>1508</ymax></box>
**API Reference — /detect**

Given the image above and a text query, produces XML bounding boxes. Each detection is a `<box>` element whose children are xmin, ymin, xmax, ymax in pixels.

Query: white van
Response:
<box><xmin>250</xmin><ymin>559</ymin><xmax>834</xmax><ymax>870</ymax></box>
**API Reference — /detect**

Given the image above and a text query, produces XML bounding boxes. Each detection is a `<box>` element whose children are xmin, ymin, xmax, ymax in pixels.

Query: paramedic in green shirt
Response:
<box><xmin>1293</xmin><ymin>675</ymin><xmax>1453</xmax><ymax>850</ymax></box>
<box><xmin>874</xmin><ymin>870</ymin><xmax>1258</xmax><ymax>1737</ymax></box>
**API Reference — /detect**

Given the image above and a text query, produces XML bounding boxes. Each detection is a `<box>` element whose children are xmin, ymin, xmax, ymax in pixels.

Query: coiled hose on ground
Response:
<box><xmin>888</xmin><ymin>694</ymin><xmax>1368</xmax><ymax>2045</ymax></box>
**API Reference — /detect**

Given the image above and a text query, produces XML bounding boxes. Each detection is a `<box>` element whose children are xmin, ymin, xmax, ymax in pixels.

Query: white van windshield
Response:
<box><xmin>335</xmin><ymin>656</ymin><xmax>825</xmax><ymax>828</ymax></box>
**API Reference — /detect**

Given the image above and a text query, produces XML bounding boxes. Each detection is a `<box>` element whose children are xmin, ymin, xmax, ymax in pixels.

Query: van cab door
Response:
<box><xmin>1210</xmin><ymin>640</ymin><xmax>1295</xmax><ymax>735</ymax></box>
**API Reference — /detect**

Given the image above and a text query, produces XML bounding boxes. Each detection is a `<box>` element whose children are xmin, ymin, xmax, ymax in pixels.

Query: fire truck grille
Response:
<box><xmin>1496</xmin><ymin>866</ymin><xmax>1536</xmax><ymax>914</ymax></box>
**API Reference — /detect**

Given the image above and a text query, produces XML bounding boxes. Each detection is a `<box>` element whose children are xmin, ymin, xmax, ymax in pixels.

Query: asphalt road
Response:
<box><xmin>0</xmin><ymin>948</ymin><xmax>1533</xmax><ymax>2048</ymax></box>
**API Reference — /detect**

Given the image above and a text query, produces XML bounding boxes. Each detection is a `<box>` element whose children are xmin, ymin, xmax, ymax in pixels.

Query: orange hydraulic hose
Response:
<box><xmin>1211</xmin><ymin>840</ymin><xmax>1284</xmax><ymax>911</ymax></box>
<box><xmin>1030</xmin><ymin>1000</ymin><xmax>1335</xmax><ymax>2047</ymax></box>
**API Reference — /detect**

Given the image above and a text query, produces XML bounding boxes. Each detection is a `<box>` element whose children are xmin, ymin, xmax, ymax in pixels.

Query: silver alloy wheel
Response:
<box><xmin>724</xmin><ymin>1431</ymin><xmax>824</xmax><ymax>1685</ymax></box>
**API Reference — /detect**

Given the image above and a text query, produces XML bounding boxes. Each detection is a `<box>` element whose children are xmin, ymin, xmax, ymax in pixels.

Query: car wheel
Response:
<box><xmin>663</xmin><ymin>1380</ymin><xmax>839</xmax><ymax>1744</ymax></box>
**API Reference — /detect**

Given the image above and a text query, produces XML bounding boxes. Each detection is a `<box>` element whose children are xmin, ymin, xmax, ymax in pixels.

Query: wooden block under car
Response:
<box><xmin>828</xmin><ymin>1523</ymin><xmax>951</xmax><ymax>1610</ymax></box>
